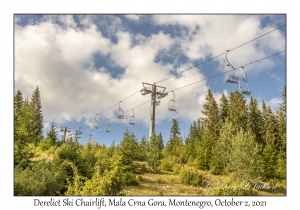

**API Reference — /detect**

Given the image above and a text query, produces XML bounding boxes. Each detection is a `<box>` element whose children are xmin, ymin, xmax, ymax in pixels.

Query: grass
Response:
<box><xmin>121</xmin><ymin>163</ymin><xmax>286</xmax><ymax>196</ymax></box>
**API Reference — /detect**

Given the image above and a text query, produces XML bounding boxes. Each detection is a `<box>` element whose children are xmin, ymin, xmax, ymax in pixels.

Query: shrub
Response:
<box><xmin>179</xmin><ymin>168</ymin><xmax>206</xmax><ymax>186</ymax></box>
<box><xmin>159</xmin><ymin>159</ymin><xmax>173</xmax><ymax>172</ymax></box>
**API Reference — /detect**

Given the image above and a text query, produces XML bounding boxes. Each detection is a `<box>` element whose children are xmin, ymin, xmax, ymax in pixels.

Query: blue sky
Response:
<box><xmin>14</xmin><ymin>14</ymin><xmax>286</xmax><ymax>146</ymax></box>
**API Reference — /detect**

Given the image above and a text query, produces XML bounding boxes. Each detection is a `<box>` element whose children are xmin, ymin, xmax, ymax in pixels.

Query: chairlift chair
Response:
<box><xmin>129</xmin><ymin>109</ymin><xmax>135</xmax><ymax>125</ymax></box>
<box><xmin>238</xmin><ymin>67</ymin><xmax>251</xmax><ymax>96</ymax></box>
<box><xmin>225</xmin><ymin>50</ymin><xmax>239</xmax><ymax>84</ymax></box>
<box><xmin>168</xmin><ymin>91</ymin><xmax>176</xmax><ymax>112</ymax></box>
<box><xmin>105</xmin><ymin>120</ymin><xmax>111</xmax><ymax>133</ymax></box>
<box><xmin>93</xmin><ymin>116</ymin><xmax>100</xmax><ymax>129</ymax></box>
<box><xmin>117</xmin><ymin>102</ymin><xmax>124</xmax><ymax>119</ymax></box>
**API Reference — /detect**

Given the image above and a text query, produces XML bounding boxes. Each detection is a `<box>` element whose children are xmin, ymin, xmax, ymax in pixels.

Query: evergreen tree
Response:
<box><xmin>262</xmin><ymin>145</ymin><xmax>277</xmax><ymax>180</ymax></box>
<box><xmin>157</xmin><ymin>132</ymin><xmax>164</xmax><ymax>151</ymax></box>
<box><xmin>201</xmin><ymin>89</ymin><xmax>221</xmax><ymax>140</ymax></box>
<box><xmin>226</xmin><ymin>129</ymin><xmax>263</xmax><ymax>182</ymax></box>
<box><xmin>170</xmin><ymin>119</ymin><xmax>181</xmax><ymax>140</ymax></box>
<box><xmin>166</xmin><ymin>119</ymin><xmax>182</xmax><ymax>157</ymax></box>
<box><xmin>210</xmin><ymin>119</ymin><xmax>237</xmax><ymax>175</ymax></box>
<box><xmin>30</xmin><ymin>86</ymin><xmax>44</xmax><ymax>142</ymax></box>
<box><xmin>193</xmin><ymin>129</ymin><xmax>214</xmax><ymax>171</ymax></box>
<box><xmin>247</xmin><ymin>97</ymin><xmax>263</xmax><ymax>144</ymax></box>
<box><xmin>137</xmin><ymin>135</ymin><xmax>148</xmax><ymax>161</ymax></box>
<box><xmin>46</xmin><ymin>123</ymin><xmax>58</xmax><ymax>145</ymax></box>
<box><xmin>119</xmin><ymin>130</ymin><xmax>139</xmax><ymax>169</ymax></box>
<box><xmin>219</xmin><ymin>93</ymin><xmax>229</xmax><ymax>123</ymax></box>
<box><xmin>264</xmin><ymin>106</ymin><xmax>279</xmax><ymax>151</ymax></box>
<box><xmin>146</xmin><ymin>132</ymin><xmax>163</xmax><ymax>172</ymax></box>
<box><xmin>277</xmin><ymin>86</ymin><xmax>286</xmax><ymax>152</ymax></box>
<box><xmin>227</xmin><ymin>90</ymin><xmax>248</xmax><ymax>130</ymax></box>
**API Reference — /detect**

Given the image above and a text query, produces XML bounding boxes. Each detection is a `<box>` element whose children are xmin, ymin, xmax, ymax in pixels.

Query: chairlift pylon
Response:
<box><xmin>105</xmin><ymin>119</ymin><xmax>111</xmax><ymax>133</ymax></box>
<box><xmin>168</xmin><ymin>91</ymin><xmax>176</xmax><ymax>112</ymax></box>
<box><xmin>129</xmin><ymin>109</ymin><xmax>135</xmax><ymax>125</ymax></box>
<box><xmin>117</xmin><ymin>101</ymin><xmax>124</xmax><ymax>119</ymax></box>
<box><xmin>225</xmin><ymin>50</ymin><xmax>239</xmax><ymax>84</ymax></box>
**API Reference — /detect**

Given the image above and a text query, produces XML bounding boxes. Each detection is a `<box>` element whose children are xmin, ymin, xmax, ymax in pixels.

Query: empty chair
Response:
<box><xmin>93</xmin><ymin>116</ymin><xmax>100</xmax><ymax>129</ymax></box>
<box><xmin>225</xmin><ymin>50</ymin><xmax>239</xmax><ymax>84</ymax></box>
<box><xmin>78</xmin><ymin>126</ymin><xmax>83</xmax><ymax>134</ymax></box>
<box><xmin>129</xmin><ymin>109</ymin><xmax>135</xmax><ymax>125</ymax></box>
<box><xmin>117</xmin><ymin>102</ymin><xmax>124</xmax><ymax>119</ymax></box>
<box><xmin>168</xmin><ymin>91</ymin><xmax>176</xmax><ymax>112</ymax></box>
<box><xmin>238</xmin><ymin>67</ymin><xmax>251</xmax><ymax>96</ymax></box>
<box><xmin>105</xmin><ymin>120</ymin><xmax>111</xmax><ymax>133</ymax></box>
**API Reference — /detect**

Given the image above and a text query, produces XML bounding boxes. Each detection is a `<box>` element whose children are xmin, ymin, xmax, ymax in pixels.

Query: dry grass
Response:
<box><xmin>121</xmin><ymin>164</ymin><xmax>286</xmax><ymax>196</ymax></box>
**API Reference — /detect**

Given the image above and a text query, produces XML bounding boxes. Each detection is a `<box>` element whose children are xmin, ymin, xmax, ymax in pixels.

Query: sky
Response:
<box><xmin>14</xmin><ymin>14</ymin><xmax>286</xmax><ymax>146</ymax></box>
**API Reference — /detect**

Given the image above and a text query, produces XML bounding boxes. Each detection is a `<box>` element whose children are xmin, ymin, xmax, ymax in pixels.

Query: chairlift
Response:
<box><xmin>225</xmin><ymin>50</ymin><xmax>239</xmax><ymax>84</ymax></box>
<box><xmin>168</xmin><ymin>91</ymin><xmax>176</xmax><ymax>112</ymax></box>
<box><xmin>89</xmin><ymin>129</ymin><xmax>93</xmax><ymax>137</ymax></box>
<box><xmin>78</xmin><ymin>125</ymin><xmax>83</xmax><ymax>134</ymax></box>
<box><xmin>238</xmin><ymin>67</ymin><xmax>251</xmax><ymax>96</ymax></box>
<box><xmin>117</xmin><ymin>102</ymin><xmax>124</xmax><ymax>119</ymax></box>
<box><xmin>105</xmin><ymin>119</ymin><xmax>111</xmax><ymax>133</ymax></box>
<box><xmin>129</xmin><ymin>109</ymin><xmax>135</xmax><ymax>125</ymax></box>
<box><xmin>93</xmin><ymin>116</ymin><xmax>100</xmax><ymax>129</ymax></box>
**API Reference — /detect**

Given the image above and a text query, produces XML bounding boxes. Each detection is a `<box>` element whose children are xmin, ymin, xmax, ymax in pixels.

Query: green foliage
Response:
<box><xmin>275</xmin><ymin>151</ymin><xmax>286</xmax><ymax>180</ymax></box>
<box><xmin>226</xmin><ymin>129</ymin><xmax>263</xmax><ymax>182</ymax></box>
<box><xmin>210</xmin><ymin>119</ymin><xmax>237</xmax><ymax>175</ymax></box>
<box><xmin>228</xmin><ymin>91</ymin><xmax>248</xmax><ymax>130</ymax></box>
<box><xmin>262</xmin><ymin>145</ymin><xmax>277</xmax><ymax>180</ymax></box>
<box><xmin>146</xmin><ymin>132</ymin><xmax>163</xmax><ymax>172</ymax></box>
<box><xmin>159</xmin><ymin>159</ymin><xmax>173</xmax><ymax>172</ymax></box>
<box><xmin>179</xmin><ymin>168</ymin><xmax>206</xmax><ymax>186</ymax></box>
<box><xmin>193</xmin><ymin>129</ymin><xmax>214</xmax><ymax>171</ymax></box>
<box><xmin>55</xmin><ymin>143</ymin><xmax>93</xmax><ymax>179</ymax></box>
<box><xmin>201</xmin><ymin>89</ymin><xmax>221</xmax><ymax>140</ymax></box>
<box><xmin>14</xmin><ymin>161</ymin><xmax>68</xmax><ymax>196</ymax></box>
<box><xmin>119</xmin><ymin>130</ymin><xmax>139</xmax><ymax>167</ymax></box>
<box><xmin>45</xmin><ymin>123</ymin><xmax>58</xmax><ymax>145</ymax></box>
<box><xmin>123</xmin><ymin>172</ymin><xmax>139</xmax><ymax>186</ymax></box>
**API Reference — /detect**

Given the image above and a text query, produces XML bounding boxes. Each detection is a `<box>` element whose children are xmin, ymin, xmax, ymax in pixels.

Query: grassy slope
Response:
<box><xmin>122</xmin><ymin>163</ymin><xmax>286</xmax><ymax>196</ymax></box>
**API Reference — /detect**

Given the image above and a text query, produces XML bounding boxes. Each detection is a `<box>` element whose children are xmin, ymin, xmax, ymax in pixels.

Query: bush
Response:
<box><xmin>159</xmin><ymin>159</ymin><xmax>173</xmax><ymax>172</ymax></box>
<box><xmin>124</xmin><ymin>172</ymin><xmax>139</xmax><ymax>186</ymax></box>
<box><xmin>14</xmin><ymin>161</ymin><xmax>68</xmax><ymax>196</ymax></box>
<box><xmin>179</xmin><ymin>168</ymin><xmax>206</xmax><ymax>186</ymax></box>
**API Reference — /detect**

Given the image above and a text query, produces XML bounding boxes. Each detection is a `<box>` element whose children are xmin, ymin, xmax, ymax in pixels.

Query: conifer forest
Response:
<box><xmin>14</xmin><ymin>86</ymin><xmax>286</xmax><ymax>196</ymax></box>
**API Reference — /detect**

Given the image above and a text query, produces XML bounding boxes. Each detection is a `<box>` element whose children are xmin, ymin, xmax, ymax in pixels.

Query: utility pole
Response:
<box><xmin>140</xmin><ymin>82</ymin><xmax>168</xmax><ymax>138</ymax></box>
<box><xmin>60</xmin><ymin>127</ymin><xmax>71</xmax><ymax>143</ymax></box>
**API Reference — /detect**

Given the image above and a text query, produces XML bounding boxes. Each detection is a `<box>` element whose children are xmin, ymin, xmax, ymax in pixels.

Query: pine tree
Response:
<box><xmin>277</xmin><ymin>86</ymin><xmax>286</xmax><ymax>152</ymax></box>
<box><xmin>264</xmin><ymin>106</ymin><xmax>279</xmax><ymax>151</ymax></box>
<box><xmin>210</xmin><ymin>119</ymin><xmax>237</xmax><ymax>175</ymax></box>
<box><xmin>166</xmin><ymin>119</ymin><xmax>182</xmax><ymax>157</ymax></box>
<box><xmin>119</xmin><ymin>130</ymin><xmax>139</xmax><ymax>170</ymax></box>
<box><xmin>30</xmin><ymin>86</ymin><xmax>44</xmax><ymax>142</ymax></box>
<box><xmin>46</xmin><ymin>123</ymin><xmax>58</xmax><ymax>145</ymax></box>
<box><xmin>227</xmin><ymin>90</ymin><xmax>248</xmax><ymax>131</ymax></box>
<box><xmin>226</xmin><ymin>129</ymin><xmax>263</xmax><ymax>182</ymax></box>
<box><xmin>262</xmin><ymin>145</ymin><xmax>277</xmax><ymax>180</ymax></box>
<box><xmin>219</xmin><ymin>93</ymin><xmax>229</xmax><ymax>123</ymax></box>
<box><xmin>201</xmin><ymin>89</ymin><xmax>221</xmax><ymax>140</ymax></box>
<box><xmin>137</xmin><ymin>135</ymin><xmax>148</xmax><ymax>161</ymax></box>
<box><xmin>193</xmin><ymin>129</ymin><xmax>214</xmax><ymax>171</ymax></box>
<box><xmin>247</xmin><ymin>97</ymin><xmax>263</xmax><ymax>144</ymax></box>
<box><xmin>146</xmin><ymin>132</ymin><xmax>163</xmax><ymax>172</ymax></box>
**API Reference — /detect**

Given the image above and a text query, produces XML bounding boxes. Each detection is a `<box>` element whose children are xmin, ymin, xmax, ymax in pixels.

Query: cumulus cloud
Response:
<box><xmin>14</xmin><ymin>15</ymin><xmax>285</xmax><ymax>129</ymax></box>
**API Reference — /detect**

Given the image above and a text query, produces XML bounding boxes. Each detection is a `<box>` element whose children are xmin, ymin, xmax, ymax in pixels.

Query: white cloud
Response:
<box><xmin>14</xmin><ymin>15</ymin><xmax>285</xmax><ymax>129</ymax></box>
<box><xmin>125</xmin><ymin>15</ymin><xmax>141</xmax><ymax>22</ymax></box>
